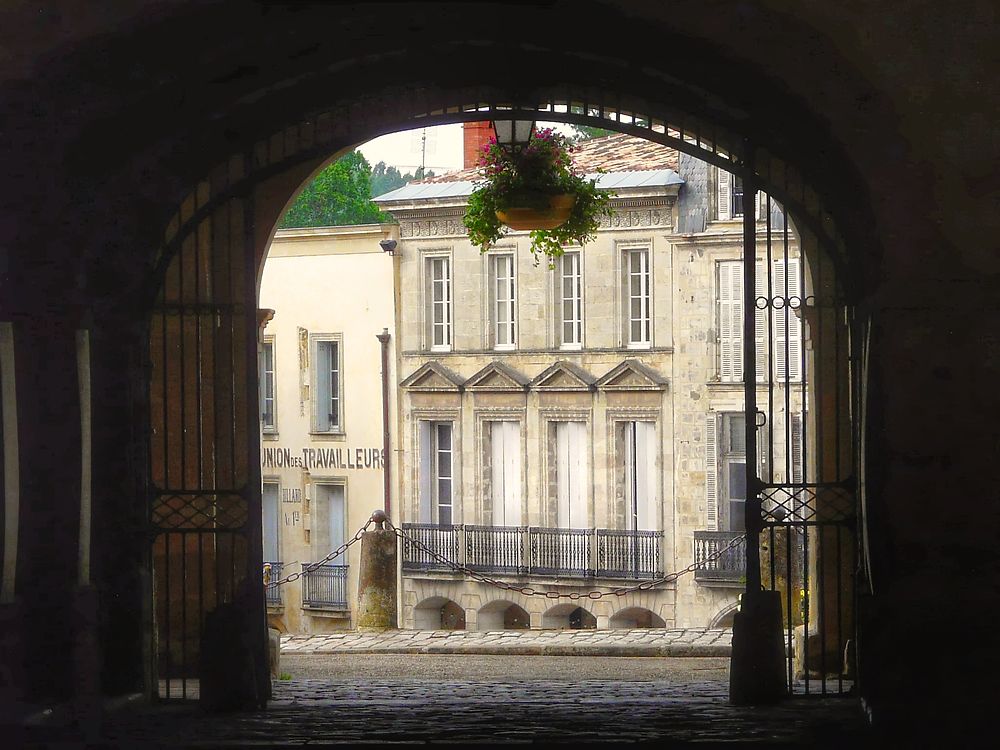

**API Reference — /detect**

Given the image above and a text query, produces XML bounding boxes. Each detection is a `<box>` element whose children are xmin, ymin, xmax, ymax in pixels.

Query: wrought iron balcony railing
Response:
<box><xmin>301</xmin><ymin>563</ymin><xmax>349</xmax><ymax>608</ymax></box>
<box><xmin>401</xmin><ymin>524</ymin><xmax>662</xmax><ymax>579</ymax></box>
<box><xmin>263</xmin><ymin>561</ymin><xmax>283</xmax><ymax>606</ymax></box>
<box><xmin>693</xmin><ymin>530</ymin><xmax>746</xmax><ymax>582</ymax></box>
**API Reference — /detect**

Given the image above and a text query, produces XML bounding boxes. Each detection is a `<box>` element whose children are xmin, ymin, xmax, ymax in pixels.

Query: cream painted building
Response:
<box><xmin>258</xmin><ymin>223</ymin><xmax>399</xmax><ymax>633</ymax></box>
<box><xmin>375</xmin><ymin>129</ymin><xmax>804</xmax><ymax>631</ymax></box>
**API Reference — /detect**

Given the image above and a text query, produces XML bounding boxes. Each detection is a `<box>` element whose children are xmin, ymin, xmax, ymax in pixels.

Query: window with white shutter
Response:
<box><xmin>426</xmin><ymin>256</ymin><xmax>452</xmax><ymax>352</ymax></box>
<box><xmin>262</xmin><ymin>481</ymin><xmax>280</xmax><ymax>563</ymax></box>
<box><xmin>718</xmin><ymin>170</ymin><xmax>764</xmax><ymax>221</ymax></box>
<box><xmin>315</xmin><ymin>483</ymin><xmax>346</xmax><ymax>564</ymax></box>
<box><xmin>621</xmin><ymin>421</ymin><xmax>656</xmax><ymax>531</ymax></box>
<box><xmin>555</xmin><ymin>421</ymin><xmax>588</xmax><ymax>528</ymax></box>
<box><xmin>312</xmin><ymin>337</ymin><xmax>343</xmax><ymax>432</ymax></box>
<box><xmin>705</xmin><ymin>414</ymin><xmax>719</xmax><ymax>531</ymax></box>
<box><xmin>717</xmin><ymin>169</ymin><xmax>731</xmax><ymax>221</ymax></box>
<box><xmin>772</xmin><ymin>259</ymin><xmax>803</xmax><ymax>382</ymax></box>
<box><xmin>489</xmin><ymin>421</ymin><xmax>521</xmax><ymax>526</ymax></box>
<box><xmin>418</xmin><ymin>421</ymin><xmax>455</xmax><ymax>525</ymax></box>
<box><xmin>490</xmin><ymin>254</ymin><xmax>516</xmax><ymax>350</ymax></box>
<box><xmin>260</xmin><ymin>338</ymin><xmax>276</xmax><ymax>432</ymax></box>
<box><xmin>623</xmin><ymin>247</ymin><xmax>651</xmax><ymax>348</ymax></box>
<box><xmin>558</xmin><ymin>251</ymin><xmax>583</xmax><ymax>349</ymax></box>
<box><xmin>718</xmin><ymin>261</ymin><xmax>767</xmax><ymax>383</ymax></box>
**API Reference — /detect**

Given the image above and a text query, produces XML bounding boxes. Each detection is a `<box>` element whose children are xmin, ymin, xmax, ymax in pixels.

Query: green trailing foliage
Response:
<box><xmin>463</xmin><ymin>128</ymin><xmax>613</xmax><ymax>266</ymax></box>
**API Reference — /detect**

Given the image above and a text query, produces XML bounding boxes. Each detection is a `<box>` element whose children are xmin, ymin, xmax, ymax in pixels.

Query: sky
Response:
<box><xmin>356</xmin><ymin>121</ymin><xmax>577</xmax><ymax>176</ymax></box>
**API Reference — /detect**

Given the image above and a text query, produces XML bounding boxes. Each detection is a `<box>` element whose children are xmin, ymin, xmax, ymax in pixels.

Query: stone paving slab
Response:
<box><xmin>280</xmin><ymin>627</ymin><xmax>736</xmax><ymax>656</ymax></box>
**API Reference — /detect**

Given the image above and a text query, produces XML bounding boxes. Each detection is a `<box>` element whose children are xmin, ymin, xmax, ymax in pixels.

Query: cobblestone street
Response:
<box><xmin>58</xmin><ymin>650</ymin><xmax>872</xmax><ymax>747</ymax></box>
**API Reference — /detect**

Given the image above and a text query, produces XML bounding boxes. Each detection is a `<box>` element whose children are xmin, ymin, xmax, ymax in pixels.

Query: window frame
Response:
<box><xmin>425</xmin><ymin>253</ymin><xmax>453</xmax><ymax>352</ymax></box>
<box><xmin>622</xmin><ymin>244</ymin><xmax>652</xmax><ymax>349</ymax></box>
<box><xmin>488</xmin><ymin>251</ymin><xmax>517</xmax><ymax>351</ymax></box>
<box><xmin>260</xmin><ymin>336</ymin><xmax>277</xmax><ymax>434</ymax></box>
<box><xmin>262</xmin><ymin>479</ymin><xmax>281</xmax><ymax>564</ymax></box>
<box><xmin>312</xmin><ymin>479</ymin><xmax>348</xmax><ymax>565</ymax></box>
<box><xmin>556</xmin><ymin>250</ymin><xmax>584</xmax><ymax>350</ymax></box>
<box><xmin>310</xmin><ymin>334</ymin><xmax>345</xmax><ymax>435</ymax></box>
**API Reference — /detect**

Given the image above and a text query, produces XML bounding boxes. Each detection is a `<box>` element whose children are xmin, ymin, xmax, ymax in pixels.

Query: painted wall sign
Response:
<box><xmin>261</xmin><ymin>446</ymin><xmax>385</xmax><ymax>471</ymax></box>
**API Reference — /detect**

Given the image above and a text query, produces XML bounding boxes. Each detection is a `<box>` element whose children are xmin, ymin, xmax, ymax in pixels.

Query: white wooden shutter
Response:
<box><xmin>636</xmin><ymin>422</ymin><xmax>656</xmax><ymax>531</ymax></box>
<box><xmin>791</xmin><ymin>412</ymin><xmax>804</xmax><ymax>484</ymax></box>
<box><xmin>705</xmin><ymin>415</ymin><xmax>719</xmax><ymax>531</ymax></box>
<box><xmin>717</xmin><ymin>169</ymin><xmax>731</xmax><ymax>221</ymax></box>
<box><xmin>718</xmin><ymin>262</ymin><xmax>743</xmax><ymax>382</ymax></box>
<box><xmin>328</xmin><ymin>485</ymin><xmax>346</xmax><ymax>564</ymax></box>
<box><xmin>755</xmin><ymin>261</ymin><xmax>767</xmax><ymax>382</ymax></box>
<box><xmin>262</xmin><ymin>483</ymin><xmax>280</xmax><ymax>562</ymax></box>
<box><xmin>492</xmin><ymin>421</ymin><xmax>521</xmax><ymax>526</ymax></box>
<box><xmin>773</xmin><ymin>259</ymin><xmax>803</xmax><ymax>381</ymax></box>
<box><xmin>418</xmin><ymin>421</ymin><xmax>432</xmax><ymax>523</ymax></box>
<box><xmin>556</xmin><ymin>422</ymin><xmax>588</xmax><ymax>528</ymax></box>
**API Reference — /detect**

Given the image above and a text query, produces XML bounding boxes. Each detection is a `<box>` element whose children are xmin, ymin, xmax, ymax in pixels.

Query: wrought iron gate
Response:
<box><xmin>148</xmin><ymin>176</ymin><xmax>266</xmax><ymax>700</ymax></box>
<box><xmin>740</xmin><ymin>168</ymin><xmax>857</xmax><ymax>696</ymax></box>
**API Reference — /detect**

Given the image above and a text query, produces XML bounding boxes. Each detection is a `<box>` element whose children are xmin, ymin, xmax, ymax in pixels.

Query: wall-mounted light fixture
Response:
<box><xmin>379</xmin><ymin>238</ymin><xmax>397</xmax><ymax>256</ymax></box>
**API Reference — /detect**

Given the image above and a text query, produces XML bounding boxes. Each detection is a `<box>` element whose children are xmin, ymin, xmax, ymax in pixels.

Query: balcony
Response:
<box><xmin>302</xmin><ymin>564</ymin><xmax>349</xmax><ymax>608</ymax></box>
<box><xmin>264</xmin><ymin>561</ymin><xmax>283</xmax><ymax>607</ymax></box>
<box><xmin>401</xmin><ymin>524</ymin><xmax>662</xmax><ymax>580</ymax></box>
<box><xmin>693</xmin><ymin>531</ymin><xmax>746</xmax><ymax>583</ymax></box>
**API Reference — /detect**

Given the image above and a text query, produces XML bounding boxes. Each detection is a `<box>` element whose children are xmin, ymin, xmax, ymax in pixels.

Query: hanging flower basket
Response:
<box><xmin>463</xmin><ymin>126</ymin><xmax>613</xmax><ymax>264</ymax></box>
<box><xmin>496</xmin><ymin>192</ymin><xmax>576</xmax><ymax>230</ymax></box>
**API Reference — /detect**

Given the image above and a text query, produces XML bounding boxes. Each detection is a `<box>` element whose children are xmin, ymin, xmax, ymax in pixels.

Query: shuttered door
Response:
<box><xmin>556</xmin><ymin>422</ymin><xmax>587</xmax><ymax>528</ymax></box>
<box><xmin>490</xmin><ymin>421</ymin><xmax>521</xmax><ymax>526</ymax></box>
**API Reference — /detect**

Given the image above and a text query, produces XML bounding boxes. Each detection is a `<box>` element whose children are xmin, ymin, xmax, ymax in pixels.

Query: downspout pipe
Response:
<box><xmin>376</xmin><ymin>328</ymin><xmax>392</xmax><ymax>517</ymax></box>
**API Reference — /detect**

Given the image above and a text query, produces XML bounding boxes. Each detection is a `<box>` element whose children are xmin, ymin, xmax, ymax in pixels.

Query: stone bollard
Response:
<box><xmin>729</xmin><ymin>589</ymin><xmax>788</xmax><ymax>705</ymax></box>
<box><xmin>357</xmin><ymin>510</ymin><xmax>398</xmax><ymax>631</ymax></box>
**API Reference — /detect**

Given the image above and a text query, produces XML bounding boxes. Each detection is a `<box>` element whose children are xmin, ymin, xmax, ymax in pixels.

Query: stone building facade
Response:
<box><xmin>375</xmin><ymin>129</ymin><xmax>803</xmax><ymax>631</ymax></box>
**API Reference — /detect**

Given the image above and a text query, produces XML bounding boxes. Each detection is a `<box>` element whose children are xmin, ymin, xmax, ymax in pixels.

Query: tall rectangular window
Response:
<box><xmin>418</xmin><ymin>421</ymin><xmax>454</xmax><ymax>525</ymax></box>
<box><xmin>619</xmin><ymin>421</ymin><xmax>656</xmax><ymax>531</ymax></box>
<box><xmin>427</xmin><ymin>256</ymin><xmax>452</xmax><ymax>351</ymax></box>
<box><xmin>706</xmin><ymin>412</ymin><xmax>763</xmax><ymax>532</ymax></box>
<box><xmin>624</xmin><ymin>247</ymin><xmax>651</xmax><ymax>348</ymax></box>
<box><xmin>717</xmin><ymin>260</ymin><xmax>802</xmax><ymax>383</ymax></box>
<box><xmin>559</xmin><ymin>251</ymin><xmax>583</xmax><ymax>349</ymax></box>
<box><xmin>490</xmin><ymin>253</ymin><xmax>516</xmax><ymax>350</ymax></box>
<box><xmin>488</xmin><ymin>421</ymin><xmax>521</xmax><ymax>526</ymax></box>
<box><xmin>554</xmin><ymin>422</ymin><xmax>587</xmax><ymax>528</ymax></box>
<box><xmin>260</xmin><ymin>339</ymin><xmax>276</xmax><ymax>432</ymax></box>
<box><xmin>313</xmin><ymin>339</ymin><xmax>341</xmax><ymax>432</ymax></box>
<box><xmin>262</xmin><ymin>481</ymin><xmax>280</xmax><ymax>563</ymax></box>
<box><xmin>315</xmin><ymin>483</ymin><xmax>346</xmax><ymax>564</ymax></box>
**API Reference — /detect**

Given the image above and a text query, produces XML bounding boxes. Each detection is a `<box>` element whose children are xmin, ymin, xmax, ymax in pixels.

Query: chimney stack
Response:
<box><xmin>463</xmin><ymin>121</ymin><xmax>495</xmax><ymax>169</ymax></box>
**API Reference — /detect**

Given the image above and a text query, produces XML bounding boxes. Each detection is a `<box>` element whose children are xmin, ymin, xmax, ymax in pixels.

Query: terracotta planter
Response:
<box><xmin>496</xmin><ymin>193</ymin><xmax>576</xmax><ymax>230</ymax></box>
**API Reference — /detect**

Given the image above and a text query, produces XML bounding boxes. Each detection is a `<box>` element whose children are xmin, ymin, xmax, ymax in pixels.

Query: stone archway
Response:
<box><xmin>144</xmin><ymin>53</ymin><xmax>862</xmax><ymax>700</ymax></box>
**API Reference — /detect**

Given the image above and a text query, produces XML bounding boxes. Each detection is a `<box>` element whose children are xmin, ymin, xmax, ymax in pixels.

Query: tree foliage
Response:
<box><xmin>570</xmin><ymin>124</ymin><xmax>616</xmax><ymax>141</ymax></box>
<box><xmin>279</xmin><ymin>151</ymin><xmax>389</xmax><ymax>228</ymax></box>
<box><xmin>370</xmin><ymin>162</ymin><xmax>435</xmax><ymax>198</ymax></box>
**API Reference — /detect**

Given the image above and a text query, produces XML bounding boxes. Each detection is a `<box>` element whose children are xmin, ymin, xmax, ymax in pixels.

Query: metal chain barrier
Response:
<box><xmin>391</xmin><ymin>522</ymin><xmax>747</xmax><ymax>601</ymax></box>
<box><xmin>264</xmin><ymin>517</ymin><xmax>375</xmax><ymax>589</ymax></box>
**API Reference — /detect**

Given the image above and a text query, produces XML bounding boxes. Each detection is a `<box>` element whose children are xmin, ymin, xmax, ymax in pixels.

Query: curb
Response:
<box><xmin>291</xmin><ymin>644</ymin><xmax>732</xmax><ymax>657</ymax></box>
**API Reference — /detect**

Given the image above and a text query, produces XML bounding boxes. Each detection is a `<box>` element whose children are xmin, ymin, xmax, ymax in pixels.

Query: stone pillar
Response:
<box><xmin>729</xmin><ymin>590</ymin><xmax>787</xmax><ymax>705</ymax></box>
<box><xmin>357</xmin><ymin>511</ymin><xmax>398</xmax><ymax>630</ymax></box>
